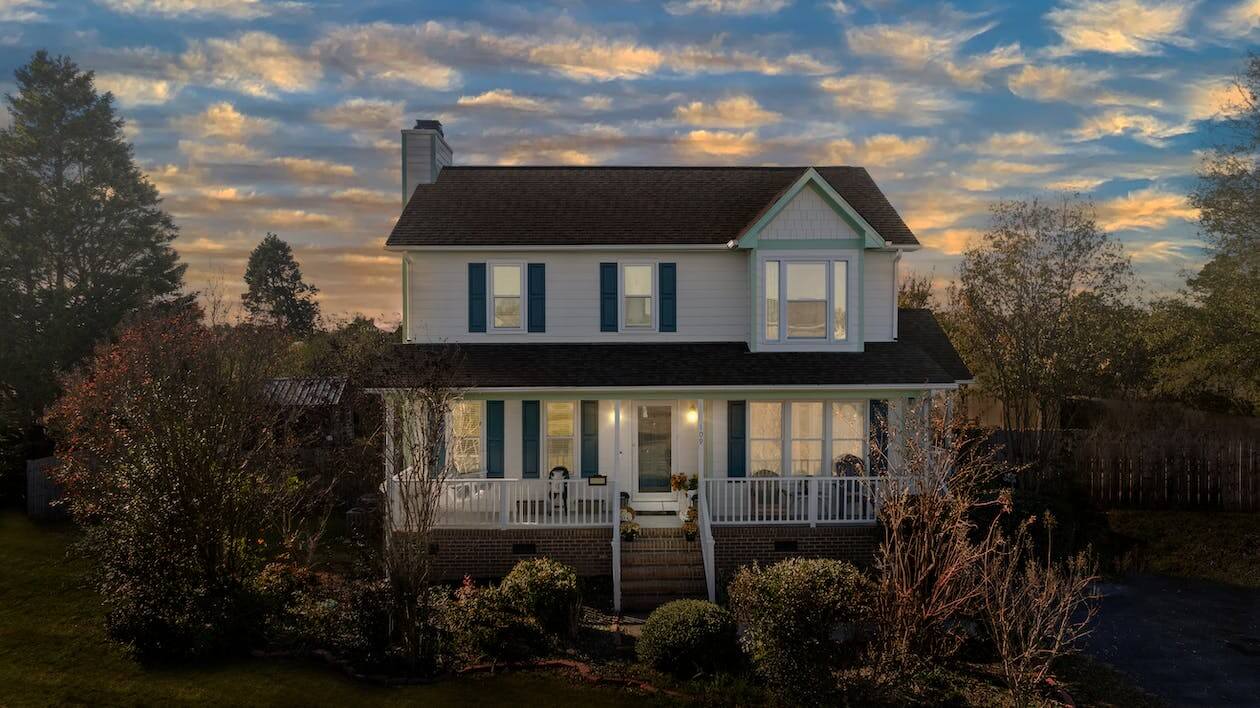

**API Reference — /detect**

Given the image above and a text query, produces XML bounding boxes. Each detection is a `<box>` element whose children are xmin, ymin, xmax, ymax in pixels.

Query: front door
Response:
<box><xmin>635</xmin><ymin>403</ymin><xmax>673</xmax><ymax>497</ymax></box>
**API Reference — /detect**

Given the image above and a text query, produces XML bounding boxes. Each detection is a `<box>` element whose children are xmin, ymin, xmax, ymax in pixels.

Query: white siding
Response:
<box><xmin>406</xmin><ymin>250</ymin><xmax>750</xmax><ymax>343</ymax></box>
<box><xmin>864</xmin><ymin>251</ymin><xmax>896</xmax><ymax>342</ymax></box>
<box><xmin>759</xmin><ymin>185</ymin><xmax>862</xmax><ymax>241</ymax></box>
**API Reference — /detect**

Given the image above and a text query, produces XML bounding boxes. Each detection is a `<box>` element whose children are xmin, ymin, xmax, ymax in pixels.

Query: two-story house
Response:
<box><xmin>369</xmin><ymin>120</ymin><xmax>971</xmax><ymax>610</ymax></box>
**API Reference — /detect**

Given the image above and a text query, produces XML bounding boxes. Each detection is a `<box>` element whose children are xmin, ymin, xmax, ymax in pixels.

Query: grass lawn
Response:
<box><xmin>0</xmin><ymin>511</ymin><xmax>668</xmax><ymax>708</ymax></box>
<box><xmin>1106</xmin><ymin>510</ymin><xmax>1260</xmax><ymax>589</ymax></box>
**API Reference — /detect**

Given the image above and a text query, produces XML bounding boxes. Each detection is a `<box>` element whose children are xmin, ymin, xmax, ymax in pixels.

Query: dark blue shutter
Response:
<box><xmin>580</xmin><ymin>400</ymin><xmax>599</xmax><ymax>478</ymax></box>
<box><xmin>599</xmin><ymin>263</ymin><xmax>617</xmax><ymax>332</ymax></box>
<box><xmin>486</xmin><ymin>400</ymin><xmax>504</xmax><ymax>478</ymax></box>
<box><xmin>468</xmin><ymin>263</ymin><xmax>486</xmax><ymax>333</ymax></box>
<box><xmin>659</xmin><ymin>262</ymin><xmax>677</xmax><ymax>332</ymax></box>
<box><xmin>869</xmin><ymin>399</ymin><xmax>889</xmax><ymax>473</ymax></box>
<box><xmin>527</xmin><ymin>263</ymin><xmax>546</xmax><ymax>332</ymax></box>
<box><xmin>522</xmin><ymin>400</ymin><xmax>540</xmax><ymax>479</ymax></box>
<box><xmin>727</xmin><ymin>401</ymin><xmax>746</xmax><ymax>478</ymax></box>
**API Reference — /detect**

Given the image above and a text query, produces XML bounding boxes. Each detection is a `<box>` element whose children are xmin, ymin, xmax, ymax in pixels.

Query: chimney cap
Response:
<box><xmin>413</xmin><ymin>119</ymin><xmax>444</xmax><ymax>136</ymax></box>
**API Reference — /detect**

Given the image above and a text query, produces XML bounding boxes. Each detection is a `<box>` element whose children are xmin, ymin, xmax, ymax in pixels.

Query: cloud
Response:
<box><xmin>676</xmin><ymin>129</ymin><xmax>760</xmax><ymax>158</ymax></box>
<box><xmin>180</xmin><ymin>31</ymin><xmax>322</xmax><ymax>98</ymax></box>
<box><xmin>972</xmin><ymin>131</ymin><xmax>1064</xmax><ymax>156</ymax></box>
<box><xmin>581</xmin><ymin>95</ymin><xmax>612</xmax><ymax>111</ymax></box>
<box><xmin>457</xmin><ymin>89</ymin><xmax>553</xmax><ymax>113</ymax></box>
<box><xmin>844</xmin><ymin>21</ymin><xmax>1024</xmax><ymax>88</ymax></box>
<box><xmin>170</xmin><ymin>101</ymin><xmax>275</xmax><ymax>140</ymax></box>
<box><xmin>1211</xmin><ymin>0</ymin><xmax>1260</xmax><ymax>38</ymax></box>
<box><xmin>819</xmin><ymin>74</ymin><xmax>963</xmax><ymax>125</ymax></box>
<box><xmin>269</xmin><ymin>156</ymin><xmax>357</xmax><ymax>181</ymax></box>
<box><xmin>95</xmin><ymin>72</ymin><xmax>179</xmax><ymax>105</ymax></box>
<box><xmin>665</xmin><ymin>43</ymin><xmax>837</xmax><ymax>76</ymax></box>
<box><xmin>1045</xmin><ymin>176</ymin><xmax>1108</xmax><ymax>192</ymax></box>
<box><xmin>675</xmin><ymin>95</ymin><xmax>782</xmax><ymax>128</ymax></box>
<box><xmin>0</xmin><ymin>0</ymin><xmax>45</xmax><ymax>21</ymax></box>
<box><xmin>1045</xmin><ymin>0</ymin><xmax>1193</xmax><ymax>56</ymax></box>
<box><xmin>258</xmin><ymin>209</ymin><xmax>345</xmax><ymax>229</ymax></box>
<box><xmin>178</xmin><ymin>139</ymin><xmax>263</xmax><ymax>163</ymax></box>
<box><xmin>314</xmin><ymin>23</ymin><xmax>460</xmax><ymax>89</ymax></box>
<box><xmin>496</xmin><ymin>124</ymin><xmax>627</xmax><ymax>165</ymax></box>
<box><xmin>1007</xmin><ymin>64</ymin><xmax>1106</xmax><ymax>102</ymax></box>
<box><xmin>923</xmin><ymin>228</ymin><xmax>982</xmax><ymax>255</ymax></box>
<box><xmin>329</xmin><ymin>188</ymin><xmax>396</xmax><ymax>206</ymax></box>
<box><xmin>96</xmin><ymin>0</ymin><xmax>299</xmax><ymax>19</ymax></box>
<box><xmin>824</xmin><ymin>134</ymin><xmax>933</xmax><ymax>166</ymax></box>
<box><xmin>1072</xmin><ymin>109</ymin><xmax>1191</xmax><ymax>145</ymax></box>
<box><xmin>312</xmin><ymin>97</ymin><xmax>405</xmax><ymax>131</ymax></box>
<box><xmin>665</xmin><ymin>0</ymin><xmax>791</xmax><ymax>15</ymax></box>
<box><xmin>1182</xmin><ymin>79</ymin><xmax>1248</xmax><ymax>122</ymax></box>
<box><xmin>1096</xmin><ymin>187</ymin><xmax>1198</xmax><ymax>230</ymax></box>
<box><xmin>1127</xmin><ymin>238</ymin><xmax>1199</xmax><ymax>263</ymax></box>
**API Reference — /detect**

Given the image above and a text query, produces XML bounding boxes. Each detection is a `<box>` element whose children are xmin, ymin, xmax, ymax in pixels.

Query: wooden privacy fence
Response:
<box><xmin>1021</xmin><ymin>433</ymin><xmax>1260</xmax><ymax>511</ymax></box>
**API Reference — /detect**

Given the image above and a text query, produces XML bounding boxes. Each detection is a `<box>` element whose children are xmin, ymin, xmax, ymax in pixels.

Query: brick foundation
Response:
<box><xmin>427</xmin><ymin>527</ymin><xmax>612</xmax><ymax>581</ymax></box>
<box><xmin>712</xmin><ymin>524</ymin><xmax>880</xmax><ymax>587</ymax></box>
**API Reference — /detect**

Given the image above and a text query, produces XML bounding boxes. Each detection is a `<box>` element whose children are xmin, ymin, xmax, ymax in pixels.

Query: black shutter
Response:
<box><xmin>580</xmin><ymin>400</ymin><xmax>599</xmax><ymax>477</ymax></box>
<box><xmin>599</xmin><ymin>263</ymin><xmax>617</xmax><ymax>332</ymax></box>
<box><xmin>527</xmin><ymin>263</ymin><xmax>545</xmax><ymax>332</ymax></box>
<box><xmin>467</xmin><ymin>263</ymin><xmax>486</xmax><ymax>332</ymax></box>
<box><xmin>727</xmin><ymin>400</ymin><xmax>746</xmax><ymax>478</ymax></box>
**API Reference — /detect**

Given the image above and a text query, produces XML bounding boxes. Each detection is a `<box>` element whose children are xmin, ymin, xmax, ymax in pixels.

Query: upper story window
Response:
<box><xmin>623</xmin><ymin>264</ymin><xmax>654</xmax><ymax>328</ymax></box>
<box><xmin>491</xmin><ymin>264</ymin><xmax>523</xmax><ymax>329</ymax></box>
<box><xmin>762</xmin><ymin>257</ymin><xmax>852</xmax><ymax>345</ymax></box>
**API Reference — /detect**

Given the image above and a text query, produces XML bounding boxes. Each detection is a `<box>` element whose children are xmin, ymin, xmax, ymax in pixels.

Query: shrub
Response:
<box><xmin>728</xmin><ymin>558</ymin><xmax>871</xmax><ymax>705</ymax></box>
<box><xmin>499</xmin><ymin>558</ymin><xmax>581</xmax><ymax>636</ymax></box>
<box><xmin>637</xmin><ymin>599</ymin><xmax>738</xmax><ymax>676</ymax></box>
<box><xmin>445</xmin><ymin>577</ymin><xmax>545</xmax><ymax>662</ymax></box>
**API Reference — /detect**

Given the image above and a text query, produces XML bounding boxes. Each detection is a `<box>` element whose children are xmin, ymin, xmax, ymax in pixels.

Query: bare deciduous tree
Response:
<box><xmin>868</xmin><ymin>396</ymin><xmax>1010</xmax><ymax>671</ymax></box>
<box><xmin>374</xmin><ymin>347</ymin><xmax>467</xmax><ymax>669</ymax></box>
<box><xmin>981</xmin><ymin>515</ymin><xmax>1098</xmax><ymax>707</ymax></box>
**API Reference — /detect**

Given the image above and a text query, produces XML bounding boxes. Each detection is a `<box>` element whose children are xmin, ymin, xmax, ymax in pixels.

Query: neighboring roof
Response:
<box><xmin>895</xmin><ymin>309</ymin><xmax>973</xmax><ymax>382</ymax></box>
<box><xmin>367</xmin><ymin>310</ymin><xmax>964</xmax><ymax>389</ymax></box>
<box><xmin>264</xmin><ymin>377</ymin><xmax>348</xmax><ymax>406</ymax></box>
<box><xmin>387</xmin><ymin>166</ymin><xmax>918</xmax><ymax>248</ymax></box>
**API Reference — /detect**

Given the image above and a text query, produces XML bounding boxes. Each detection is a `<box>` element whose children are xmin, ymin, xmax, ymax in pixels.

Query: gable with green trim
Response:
<box><xmin>738</xmin><ymin>168</ymin><xmax>887</xmax><ymax>250</ymax></box>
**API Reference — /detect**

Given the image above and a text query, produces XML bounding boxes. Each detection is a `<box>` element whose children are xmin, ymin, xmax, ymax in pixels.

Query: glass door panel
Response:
<box><xmin>637</xmin><ymin>404</ymin><xmax>672</xmax><ymax>493</ymax></box>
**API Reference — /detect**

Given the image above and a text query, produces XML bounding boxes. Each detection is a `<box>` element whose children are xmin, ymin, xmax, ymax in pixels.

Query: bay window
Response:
<box><xmin>761</xmin><ymin>257</ymin><xmax>853</xmax><ymax>344</ymax></box>
<box><xmin>545</xmin><ymin>401</ymin><xmax>576</xmax><ymax>472</ymax></box>
<box><xmin>491</xmin><ymin>264</ymin><xmax>522</xmax><ymax>329</ymax></box>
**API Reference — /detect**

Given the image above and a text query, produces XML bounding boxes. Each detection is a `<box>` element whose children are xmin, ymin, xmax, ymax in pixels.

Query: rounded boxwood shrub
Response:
<box><xmin>728</xmin><ymin>558</ymin><xmax>872</xmax><ymax>705</ymax></box>
<box><xmin>499</xmin><ymin>558</ymin><xmax>581</xmax><ymax>636</ymax></box>
<box><xmin>637</xmin><ymin>599</ymin><xmax>738</xmax><ymax>676</ymax></box>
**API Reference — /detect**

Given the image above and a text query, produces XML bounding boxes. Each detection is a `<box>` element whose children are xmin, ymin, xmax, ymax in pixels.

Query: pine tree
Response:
<box><xmin>0</xmin><ymin>51</ymin><xmax>185</xmax><ymax>424</ymax></box>
<box><xmin>241</xmin><ymin>232</ymin><xmax>321</xmax><ymax>334</ymax></box>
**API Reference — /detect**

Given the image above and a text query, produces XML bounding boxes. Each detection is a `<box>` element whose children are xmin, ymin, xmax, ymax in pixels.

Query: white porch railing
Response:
<box><xmin>701</xmin><ymin>476</ymin><xmax>885</xmax><ymax>526</ymax></box>
<box><xmin>698</xmin><ymin>488</ymin><xmax>717</xmax><ymax>602</ymax></box>
<box><xmin>392</xmin><ymin>474</ymin><xmax>616</xmax><ymax>529</ymax></box>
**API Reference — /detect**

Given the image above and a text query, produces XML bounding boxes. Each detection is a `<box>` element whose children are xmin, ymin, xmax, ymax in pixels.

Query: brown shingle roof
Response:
<box><xmin>367</xmin><ymin>310</ymin><xmax>963</xmax><ymax>389</ymax></box>
<box><xmin>387</xmin><ymin>166</ymin><xmax>918</xmax><ymax>247</ymax></box>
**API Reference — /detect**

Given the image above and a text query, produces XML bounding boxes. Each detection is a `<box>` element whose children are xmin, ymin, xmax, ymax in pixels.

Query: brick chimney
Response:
<box><xmin>401</xmin><ymin>119</ymin><xmax>452</xmax><ymax>208</ymax></box>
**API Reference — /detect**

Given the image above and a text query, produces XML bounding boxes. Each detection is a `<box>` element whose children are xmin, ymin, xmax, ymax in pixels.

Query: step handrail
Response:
<box><xmin>698</xmin><ymin>482</ymin><xmax>716</xmax><ymax>602</ymax></box>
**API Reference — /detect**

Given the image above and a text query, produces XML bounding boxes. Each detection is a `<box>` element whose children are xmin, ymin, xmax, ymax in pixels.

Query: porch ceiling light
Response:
<box><xmin>686</xmin><ymin>403</ymin><xmax>698</xmax><ymax>424</ymax></box>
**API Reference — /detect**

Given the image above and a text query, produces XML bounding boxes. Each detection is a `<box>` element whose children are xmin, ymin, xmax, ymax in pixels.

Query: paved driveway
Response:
<box><xmin>1085</xmin><ymin>575</ymin><xmax>1260</xmax><ymax>707</ymax></box>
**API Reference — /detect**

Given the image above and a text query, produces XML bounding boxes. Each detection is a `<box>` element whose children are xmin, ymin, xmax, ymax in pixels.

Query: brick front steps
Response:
<box><xmin>620</xmin><ymin>527</ymin><xmax>706</xmax><ymax>611</ymax></box>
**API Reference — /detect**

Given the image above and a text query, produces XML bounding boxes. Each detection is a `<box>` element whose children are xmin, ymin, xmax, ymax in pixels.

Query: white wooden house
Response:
<box><xmin>369</xmin><ymin>120</ymin><xmax>972</xmax><ymax>610</ymax></box>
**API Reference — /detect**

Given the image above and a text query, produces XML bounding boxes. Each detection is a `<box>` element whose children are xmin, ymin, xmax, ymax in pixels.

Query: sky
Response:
<box><xmin>0</xmin><ymin>0</ymin><xmax>1253</xmax><ymax>323</ymax></box>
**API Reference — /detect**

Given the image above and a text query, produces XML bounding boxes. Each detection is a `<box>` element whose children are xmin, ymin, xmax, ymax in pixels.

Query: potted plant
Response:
<box><xmin>620</xmin><ymin>520</ymin><xmax>641</xmax><ymax>541</ymax></box>
<box><xmin>682</xmin><ymin>520</ymin><xmax>699</xmax><ymax>541</ymax></box>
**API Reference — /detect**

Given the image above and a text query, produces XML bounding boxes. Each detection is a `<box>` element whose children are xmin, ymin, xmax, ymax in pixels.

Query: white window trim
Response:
<box><xmin>488</xmin><ymin>261</ymin><xmax>526</xmax><ymax>332</ymax></box>
<box><xmin>618</xmin><ymin>262</ymin><xmax>658</xmax><ymax>332</ymax></box>
<box><xmin>542</xmin><ymin>400</ymin><xmax>578</xmax><ymax>474</ymax></box>
<box><xmin>757</xmin><ymin>251</ymin><xmax>859</xmax><ymax>351</ymax></box>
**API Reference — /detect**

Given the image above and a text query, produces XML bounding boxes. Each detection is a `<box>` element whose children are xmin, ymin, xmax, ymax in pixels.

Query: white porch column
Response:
<box><xmin>614</xmin><ymin>400</ymin><xmax>622</xmax><ymax>492</ymax></box>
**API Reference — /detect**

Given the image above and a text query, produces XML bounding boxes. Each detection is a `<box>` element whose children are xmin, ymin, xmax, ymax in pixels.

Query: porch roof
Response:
<box><xmin>367</xmin><ymin>309</ymin><xmax>969</xmax><ymax>390</ymax></box>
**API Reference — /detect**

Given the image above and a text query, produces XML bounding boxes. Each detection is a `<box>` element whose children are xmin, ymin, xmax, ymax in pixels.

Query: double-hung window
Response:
<box><xmin>831</xmin><ymin>401</ymin><xmax>866</xmax><ymax>472</ymax></box>
<box><xmin>545</xmin><ymin>401</ymin><xmax>576</xmax><ymax>472</ymax></box>
<box><xmin>623</xmin><ymin>264</ymin><xmax>653</xmax><ymax>328</ymax></box>
<box><xmin>491</xmin><ymin>264</ymin><xmax>523</xmax><ymax>329</ymax></box>
<box><xmin>749</xmin><ymin>402</ymin><xmax>783</xmax><ymax>475</ymax></box>
<box><xmin>450</xmin><ymin>401</ymin><xmax>483</xmax><ymax>475</ymax></box>
<box><xmin>791</xmin><ymin>402</ymin><xmax>823</xmax><ymax>475</ymax></box>
<box><xmin>763</xmin><ymin>258</ymin><xmax>852</xmax><ymax>344</ymax></box>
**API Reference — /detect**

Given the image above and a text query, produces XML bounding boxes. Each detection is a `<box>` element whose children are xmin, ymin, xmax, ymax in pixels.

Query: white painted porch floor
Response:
<box><xmin>634</xmin><ymin>512</ymin><xmax>683</xmax><ymax>529</ymax></box>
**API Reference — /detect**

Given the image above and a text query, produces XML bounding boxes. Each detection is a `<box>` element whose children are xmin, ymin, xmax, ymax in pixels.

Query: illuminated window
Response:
<box><xmin>491</xmin><ymin>264</ymin><xmax>522</xmax><ymax>329</ymax></box>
